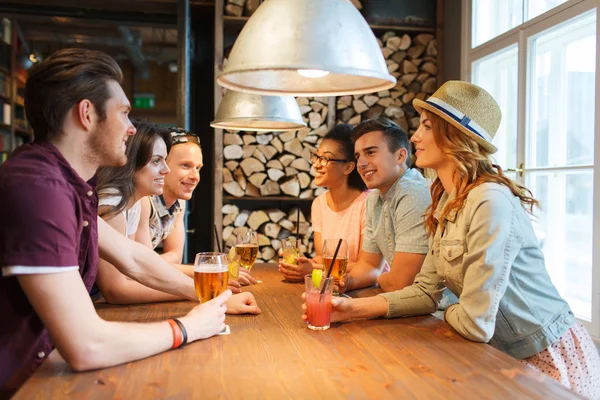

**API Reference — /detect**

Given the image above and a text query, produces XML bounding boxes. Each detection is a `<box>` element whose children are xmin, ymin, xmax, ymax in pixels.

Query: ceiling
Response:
<box><xmin>1</xmin><ymin>0</ymin><xmax>213</xmax><ymax>67</ymax></box>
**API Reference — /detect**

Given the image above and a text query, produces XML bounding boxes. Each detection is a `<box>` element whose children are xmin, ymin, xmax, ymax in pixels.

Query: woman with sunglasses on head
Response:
<box><xmin>94</xmin><ymin>121</ymin><xmax>260</xmax><ymax>315</ymax></box>
<box><xmin>135</xmin><ymin>129</ymin><xmax>257</xmax><ymax>288</ymax></box>
<box><xmin>303</xmin><ymin>81</ymin><xmax>599</xmax><ymax>397</ymax></box>
<box><xmin>278</xmin><ymin>124</ymin><xmax>368</xmax><ymax>281</ymax></box>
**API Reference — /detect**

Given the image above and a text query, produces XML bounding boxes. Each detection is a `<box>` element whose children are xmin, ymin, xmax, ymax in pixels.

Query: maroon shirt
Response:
<box><xmin>0</xmin><ymin>142</ymin><xmax>99</xmax><ymax>395</ymax></box>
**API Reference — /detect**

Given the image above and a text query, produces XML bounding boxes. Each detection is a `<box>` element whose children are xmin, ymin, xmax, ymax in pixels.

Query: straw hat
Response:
<box><xmin>413</xmin><ymin>81</ymin><xmax>501</xmax><ymax>154</ymax></box>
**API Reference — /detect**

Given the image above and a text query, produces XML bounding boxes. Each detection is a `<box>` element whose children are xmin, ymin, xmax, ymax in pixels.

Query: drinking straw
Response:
<box><xmin>295</xmin><ymin>208</ymin><xmax>300</xmax><ymax>250</ymax></box>
<box><xmin>214</xmin><ymin>224</ymin><xmax>222</xmax><ymax>253</ymax></box>
<box><xmin>320</xmin><ymin>238</ymin><xmax>342</xmax><ymax>295</ymax></box>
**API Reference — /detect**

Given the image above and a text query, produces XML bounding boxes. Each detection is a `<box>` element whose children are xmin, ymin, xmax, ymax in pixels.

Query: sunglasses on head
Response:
<box><xmin>170</xmin><ymin>128</ymin><xmax>201</xmax><ymax>147</ymax></box>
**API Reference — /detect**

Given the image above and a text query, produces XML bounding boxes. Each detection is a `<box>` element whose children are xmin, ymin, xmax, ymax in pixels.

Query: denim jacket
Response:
<box><xmin>379</xmin><ymin>183</ymin><xmax>574</xmax><ymax>359</ymax></box>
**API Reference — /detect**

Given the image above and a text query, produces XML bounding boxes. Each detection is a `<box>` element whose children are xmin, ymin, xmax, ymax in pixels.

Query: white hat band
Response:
<box><xmin>425</xmin><ymin>97</ymin><xmax>493</xmax><ymax>143</ymax></box>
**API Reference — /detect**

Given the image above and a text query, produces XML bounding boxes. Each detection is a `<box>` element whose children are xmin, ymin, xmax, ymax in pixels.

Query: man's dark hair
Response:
<box><xmin>96</xmin><ymin>119</ymin><xmax>172</xmax><ymax>220</ymax></box>
<box><xmin>352</xmin><ymin>117</ymin><xmax>410</xmax><ymax>164</ymax></box>
<box><xmin>323</xmin><ymin>124</ymin><xmax>367</xmax><ymax>191</ymax></box>
<box><xmin>25</xmin><ymin>48</ymin><xmax>123</xmax><ymax>141</ymax></box>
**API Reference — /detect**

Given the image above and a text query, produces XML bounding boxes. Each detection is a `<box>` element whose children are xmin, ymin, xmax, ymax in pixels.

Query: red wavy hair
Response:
<box><xmin>423</xmin><ymin>110</ymin><xmax>539</xmax><ymax>237</ymax></box>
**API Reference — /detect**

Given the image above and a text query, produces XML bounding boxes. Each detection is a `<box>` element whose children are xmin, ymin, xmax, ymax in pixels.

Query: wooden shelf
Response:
<box><xmin>224</xmin><ymin>196</ymin><xmax>314</xmax><ymax>202</ymax></box>
<box><xmin>368</xmin><ymin>24</ymin><xmax>435</xmax><ymax>33</ymax></box>
<box><xmin>0</xmin><ymin>66</ymin><xmax>9</xmax><ymax>75</ymax></box>
<box><xmin>223</xmin><ymin>15</ymin><xmax>434</xmax><ymax>34</ymax></box>
<box><xmin>0</xmin><ymin>93</ymin><xmax>10</xmax><ymax>102</ymax></box>
<box><xmin>223</xmin><ymin>15</ymin><xmax>250</xmax><ymax>23</ymax></box>
<box><xmin>0</xmin><ymin>122</ymin><xmax>11</xmax><ymax>131</ymax></box>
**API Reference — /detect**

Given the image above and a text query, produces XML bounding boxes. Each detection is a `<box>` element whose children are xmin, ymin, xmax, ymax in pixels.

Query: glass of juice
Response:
<box><xmin>236</xmin><ymin>229</ymin><xmax>259</xmax><ymax>272</ymax></box>
<box><xmin>227</xmin><ymin>247</ymin><xmax>240</xmax><ymax>280</ymax></box>
<box><xmin>194</xmin><ymin>252</ymin><xmax>229</xmax><ymax>303</ymax></box>
<box><xmin>281</xmin><ymin>236</ymin><xmax>300</xmax><ymax>265</ymax></box>
<box><xmin>322</xmin><ymin>238</ymin><xmax>348</xmax><ymax>296</ymax></box>
<box><xmin>305</xmin><ymin>273</ymin><xmax>334</xmax><ymax>331</ymax></box>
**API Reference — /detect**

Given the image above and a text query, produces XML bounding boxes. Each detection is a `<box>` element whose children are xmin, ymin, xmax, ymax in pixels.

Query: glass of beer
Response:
<box><xmin>281</xmin><ymin>236</ymin><xmax>300</xmax><ymax>265</ymax></box>
<box><xmin>322</xmin><ymin>238</ymin><xmax>348</xmax><ymax>296</ymax></box>
<box><xmin>194</xmin><ymin>252</ymin><xmax>229</xmax><ymax>303</ymax></box>
<box><xmin>236</xmin><ymin>229</ymin><xmax>259</xmax><ymax>272</ymax></box>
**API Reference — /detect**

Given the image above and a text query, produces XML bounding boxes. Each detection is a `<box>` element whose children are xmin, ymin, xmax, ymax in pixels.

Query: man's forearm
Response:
<box><xmin>378</xmin><ymin>271</ymin><xmax>415</xmax><ymax>292</ymax></box>
<box><xmin>173</xmin><ymin>263</ymin><xmax>194</xmax><ymax>278</ymax></box>
<box><xmin>68</xmin><ymin>319</ymin><xmax>178</xmax><ymax>372</ymax></box>
<box><xmin>128</xmin><ymin>242</ymin><xmax>197</xmax><ymax>301</ymax></box>
<box><xmin>347</xmin><ymin>263</ymin><xmax>382</xmax><ymax>291</ymax></box>
<box><xmin>161</xmin><ymin>251</ymin><xmax>184</xmax><ymax>265</ymax></box>
<box><xmin>98</xmin><ymin>217</ymin><xmax>196</xmax><ymax>301</ymax></box>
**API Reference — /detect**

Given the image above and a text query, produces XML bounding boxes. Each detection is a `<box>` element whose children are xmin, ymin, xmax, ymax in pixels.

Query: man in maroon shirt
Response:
<box><xmin>0</xmin><ymin>48</ymin><xmax>260</xmax><ymax>396</ymax></box>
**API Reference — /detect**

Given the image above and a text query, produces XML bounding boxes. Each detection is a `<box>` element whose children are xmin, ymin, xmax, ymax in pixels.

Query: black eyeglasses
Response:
<box><xmin>310</xmin><ymin>153</ymin><xmax>349</xmax><ymax>167</ymax></box>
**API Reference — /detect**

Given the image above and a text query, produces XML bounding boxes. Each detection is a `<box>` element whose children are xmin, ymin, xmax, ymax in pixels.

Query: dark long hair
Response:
<box><xmin>96</xmin><ymin>119</ymin><xmax>172</xmax><ymax>219</ymax></box>
<box><xmin>323</xmin><ymin>124</ymin><xmax>367</xmax><ymax>191</ymax></box>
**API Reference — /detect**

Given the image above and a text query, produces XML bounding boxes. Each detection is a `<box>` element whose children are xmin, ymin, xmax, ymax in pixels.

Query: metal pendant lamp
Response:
<box><xmin>217</xmin><ymin>0</ymin><xmax>396</xmax><ymax>97</ymax></box>
<box><xmin>210</xmin><ymin>90</ymin><xmax>306</xmax><ymax>132</ymax></box>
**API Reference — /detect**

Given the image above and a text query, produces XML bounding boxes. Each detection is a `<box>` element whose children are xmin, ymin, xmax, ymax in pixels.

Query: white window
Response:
<box><xmin>527</xmin><ymin>0</ymin><xmax>569</xmax><ymax>20</ymax></box>
<box><xmin>527</xmin><ymin>11</ymin><xmax>596</xmax><ymax>320</ymax></box>
<box><xmin>472</xmin><ymin>45</ymin><xmax>519</xmax><ymax>172</ymax></box>
<box><xmin>471</xmin><ymin>0</ymin><xmax>568</xmax><ymax>47</ymax></box>
<box><xmin>464</xmin><ymin>0</ymin><xmax>599</xmax><ymax>338</ymax></box>
<box><xmin>472</xmin><ymin>0</ymin><xmax>522</xmax><ymax>47</ymax></box>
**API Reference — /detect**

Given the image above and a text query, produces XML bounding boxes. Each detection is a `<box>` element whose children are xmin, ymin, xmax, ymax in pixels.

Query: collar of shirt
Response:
<box><xmin>434</xmin><ymin>189</ymin><xmax>458</xmax><ymax>223</ymax></box>
<box><xmin>380</xmin><ymin>168</ymin><xmax>412</xmax><ymax>203</ymax></box>
<box><xmin>155</xmin><ymin>195</ymin><xmax>182</xmax><ymax>218</ymax></box>
<box><xmin>40</xmin><ymin>141</ymin><xmax>97</xmax><ymax>197</ymax></box>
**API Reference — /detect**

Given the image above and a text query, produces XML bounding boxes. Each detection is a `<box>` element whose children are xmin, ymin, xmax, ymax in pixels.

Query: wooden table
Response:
<box><xmin>15</xmin><ymin>264</ymin><xmax>579</xmax><ymax>399</ymax></box>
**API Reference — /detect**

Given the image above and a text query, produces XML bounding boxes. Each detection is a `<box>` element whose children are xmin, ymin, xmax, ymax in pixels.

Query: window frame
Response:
<box><xmin>462</xmin><ymin>0</ymin><xmax>600</xmax><ymax>340</ymax></box>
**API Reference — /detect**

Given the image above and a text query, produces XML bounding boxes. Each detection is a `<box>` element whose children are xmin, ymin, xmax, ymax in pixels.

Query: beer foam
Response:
<box><xmin>194</xmin><ymin>263</ymin><xmax>228</xmax><ymax>273</ymax></box>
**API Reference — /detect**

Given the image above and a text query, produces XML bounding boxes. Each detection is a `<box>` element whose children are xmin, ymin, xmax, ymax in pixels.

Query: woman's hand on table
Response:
<box><xmin>238</xmin><ymin>267</ymin><xmax>258</xmax><ymax>286</ymax></box>
<box><xmin>301</xmin><ymin>292</ymin><xmax>354</xmax><ymax>323</ymax></box>
<box><xmin>181</xmin><ymin>289</ymin><xmax>231</xmax><ymax>341</ymax></box>
<box><xmin>278</xmin><ymin>256</ymin><xmax>320</xmax><ymax>282</ymax></box>
<box><xmin>226</xmin><ymin>292</ymin><xmax>261</xmax><ymax>315</ymax></box>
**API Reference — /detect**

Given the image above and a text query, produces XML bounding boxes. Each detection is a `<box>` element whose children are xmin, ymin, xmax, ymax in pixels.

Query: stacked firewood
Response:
<box><xmin>222</xmin><ymin>205</ymin><xmax>314</xmax><ymax>262</ymax></box>
<box><xmin>222</xmin><ymin>97</ymin><xmax>329</xmax><ymax>199</ymax></box>
<box><xmin>224</xmin><ymin>0</ymin><xmax>260</xmax><ymax>17</ymax></box>
<box><xmin>337</xmin><ymin>31</ymin><xmax>438</xmax><ymax>136</ymax></box>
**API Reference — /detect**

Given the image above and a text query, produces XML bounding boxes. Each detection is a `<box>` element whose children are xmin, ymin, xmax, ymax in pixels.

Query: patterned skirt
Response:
<box><xmin>521</xmin><ymin>323</ymin><xmax>600</xmax><ymax>399</ymax></box>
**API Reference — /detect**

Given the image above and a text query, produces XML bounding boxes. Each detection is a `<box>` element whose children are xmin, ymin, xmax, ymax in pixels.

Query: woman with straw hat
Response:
<box><xmin>304</xmin><ymin>81</ymin><xmax>599</xmax><ymax>397</ymax></box>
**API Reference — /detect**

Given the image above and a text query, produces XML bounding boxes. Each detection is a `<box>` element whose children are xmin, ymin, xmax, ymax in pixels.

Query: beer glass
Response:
<box><xmin>194</xmin><ymin>252</ymin><xmax>229</xmax><ymax>303</ymax></box>
<box><xmin>235</xmin><ymin>229</ymin><xmax>259</xmax><ymax>271</ymax></box>
<box><xmin>322</xmin><ymin>238</ymin><xmax>348</xmax><ymax>296</ymax></box>
<box><xmin>281</xmin><ymin>236</ymin><xmax>300</xmax><ymax>265</ymax></box>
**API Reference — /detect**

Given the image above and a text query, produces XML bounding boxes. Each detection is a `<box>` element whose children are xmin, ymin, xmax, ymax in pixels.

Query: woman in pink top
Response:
<box><xmin>279</xmin><ymin>124</ymin><xmax>368</xmax><ymax>281</ymax></box>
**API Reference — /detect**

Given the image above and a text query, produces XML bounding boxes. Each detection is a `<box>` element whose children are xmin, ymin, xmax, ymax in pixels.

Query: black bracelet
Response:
<box><xmin>173</xmin><ymin>318</ymin><xmax>188</xmax><ymax>346</ymax></box>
